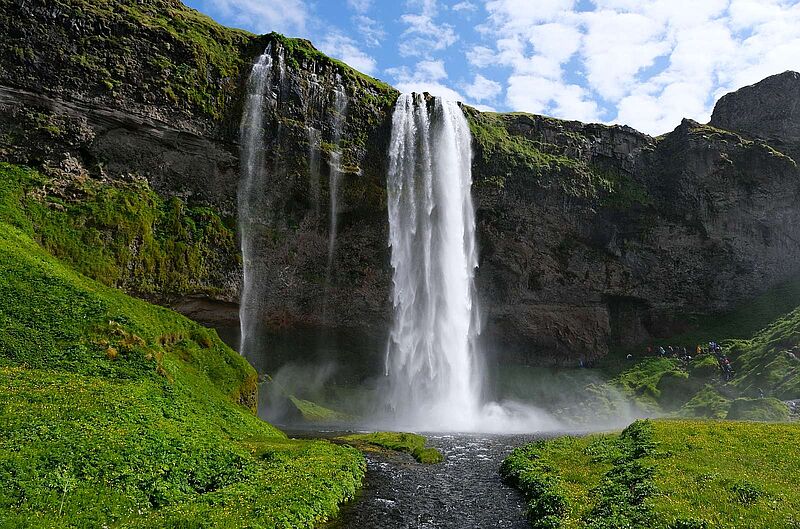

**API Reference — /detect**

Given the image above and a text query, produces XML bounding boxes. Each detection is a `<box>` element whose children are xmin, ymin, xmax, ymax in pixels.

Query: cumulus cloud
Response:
<box><xmin>468</xmin><ymin>0</ymin><xmax>800</xmax><ymax>134</ymax></box>
<box><xmin>399</xmin><ymin>13</ymin><xmax>458</xmax><ymax>57</ymax></box>
<box><xmin>346</xmin><ymin>0</ymin><xmax>372</xmax><ymax>12</ymax></box>
<box><xmin>193</xmin><ymin>0</ymin><xmax>307</xmax><ymax>34</ymax></box>
<box><xmin>388</xmin><ymin>60</ymin><xmax>496</xmax><ymax>110</ymax></box>
<box><xmin>353</xmin><ymin>15</ymin><xmax>386</xmax><ymax>47</ymax></box>
<box><xmin>452</xmin><ymin>1</ymin><xmax>478</xmax><ymax>12</ymax></box>
<box><xmin>463</xmin><ymin>74</ymin><xmax>502</xmax><ymax>102</ymax></box>
<box><xmin>319</xmin><ymin>32</ymin><xmax>377</xmax><ymax>74</ymax></box>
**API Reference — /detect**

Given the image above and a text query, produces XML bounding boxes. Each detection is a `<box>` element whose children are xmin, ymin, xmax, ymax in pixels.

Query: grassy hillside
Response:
<box><xmin>495</xmin><ymin>273</ymin><xmax>800</xmax><ymax>425</ymax></box>
<box><xmin>503</xmin><ymin>419</ymin><xmax>800</xmax><ymax>529</ymax></box>
<box><xmin>0</xmin><ymin>163</ymin><xmax>364</xmax><ymax>527</ymax></box>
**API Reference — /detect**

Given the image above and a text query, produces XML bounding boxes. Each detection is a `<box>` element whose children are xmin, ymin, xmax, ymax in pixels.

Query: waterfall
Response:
<box><xmin>308</xmin><ymin>126</ymin><xmax>322</xmax><ymax>218</ymax></box>
<box><xmin>238</xmin><ymin>44</ymin><xmax>284</xmax><ymax>356</ymax></box>
<box><xmin>384</xmin><ymin>93</ymin><xmax>483</xmax><ymax>430</ymax></box>
<box><xmin>327</xmin><ymin>79</ymin><xmax>348</xmax><ymax>275</ymax></box>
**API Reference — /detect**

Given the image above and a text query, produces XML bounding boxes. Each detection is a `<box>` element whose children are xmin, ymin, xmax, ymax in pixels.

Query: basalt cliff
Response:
<box><xmin>2</xmin><ymin>0</ymin><xmax>800</xmax><ymax>368</ymax></box>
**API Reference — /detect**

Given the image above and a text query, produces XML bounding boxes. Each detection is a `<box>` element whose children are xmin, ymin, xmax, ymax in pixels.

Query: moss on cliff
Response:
<box><xmin>467</xmin><ymin>111</ymin><xmax>592</xmax><ymax>193</ymax></box>
<box><xmin>0</xmin><ymin>0</ymin><xmax>397</xmax><ymax>127</ymax></box>
<box><xmin>466</xmin><ymin>111</ymin><xmax>650</xmax><ymax>208</ymax></box>
<box><xmin>0</xmin><ymin>162</ymin><xmax>236</xmax><ymax>298</ymax></box>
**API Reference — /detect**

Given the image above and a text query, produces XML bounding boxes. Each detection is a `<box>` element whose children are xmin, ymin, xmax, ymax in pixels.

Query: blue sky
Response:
<box><xmin>183</xmin><ymin>0</ymin><xmax>800</xmax><ymax>135</ymax></box>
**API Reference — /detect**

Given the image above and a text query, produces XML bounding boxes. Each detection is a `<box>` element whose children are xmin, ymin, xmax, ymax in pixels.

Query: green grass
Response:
<box><xmin>0</xmin><ymin>197</ymin><xmax>364</xmax><ymax>525</ymax></box>
<box><xmin>584</xmin><ymin>275</ymin><xmax>800</xmax><ymax>417</ymax></box>
<box><xmin>288</xmin><ymin>396</ymin><xmax>352</xmax><ymax>423</ymax></box>
<box><xmin>493</xmin><ymin>267</ymin><xmax>800</xmax><ymax>422</ymax></box>
<box><xmin>0</xmin><ymin>162</ymin><xmax>236</xmax><ymax>298</ymax></box>
<box><xmin>504</xmin><ymin>419</ymin><xmax>800</xmax><ymax>529</ymax></box>
<box><xmin>338</xmin><ymin>432</ymin><xmax>444</xmax><ymax>464</ymax></box>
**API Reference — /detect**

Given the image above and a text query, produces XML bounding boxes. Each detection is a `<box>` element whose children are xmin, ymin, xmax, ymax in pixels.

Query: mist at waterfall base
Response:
<box><xmin>234</xmin><ymin>49</ymin><xmax>647</xmax><ymax>433</ymax></box>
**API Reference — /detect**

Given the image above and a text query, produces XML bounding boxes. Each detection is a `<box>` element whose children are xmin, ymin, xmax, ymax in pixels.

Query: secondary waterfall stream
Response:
<box><xmin>384</xmin><ymin>94</ymin><xmax>482</xmax><ymax>430</ymax></box>
<box><xmin>327</xmin><ymin>80</ymin><xmax>348</xmax><ymax>277</ymax></box>
<box><xmin>238</xmin><ymin>46</ymin><xmax>275</xmax><ymax>359</ymax></box>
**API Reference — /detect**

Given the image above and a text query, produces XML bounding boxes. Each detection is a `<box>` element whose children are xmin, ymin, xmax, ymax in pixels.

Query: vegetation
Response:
<box><xmin>465</xmin><ymin>111</ymin><xmax>653</xmax><ymax>210</ymax></box>
<box><xmin>503</xmin><ymin>419</ymin><xmax>800</xmax><ymax>529</ymax></box>
<box><xmin>2</xmin><ymin>0</ymin><xmax>396</xmax><ymax>125</ymax></box>
<box><xmin>0</xmin><ymin>182</ymin><xmax>364</xmax><ymax>526</ymax></box>
<box><xmin>495</xmin><ymin>271</ymin><xmax>800</xmax><ymax>426</ymax></box>
<box><xmin>590</xmin><ymin>274</ymin><xmax>800</xmax><ymax>417</ymax></box>
<box><xmin>287</xmin><ymin>396</ymin><xmax>352</xmax><ymax>423</ymax></box>
<box><xmin>338</xmin><ymin>432</ymin><xmax>444</xmax><ymax>464</ymax></box>
<box><xmin>0</xmin><ymin>162</ymin><xmax>236</xmax><ymax>298</ymax></box>
<box><xmin>466</xmin><ymin>111</ymin><xmax>599</xmax><ymax>196</ymax></box>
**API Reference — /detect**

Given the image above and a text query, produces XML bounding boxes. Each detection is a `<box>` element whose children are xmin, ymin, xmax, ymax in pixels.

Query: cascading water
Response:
<box><xmin>384</xmin><ymin>93</ymin><xmax>483</xmax><ymax>430</ymax></box>
<box><xmin>237</xmin><ymin>46</ymin><xmax>274</xmax><ymax>358</ymax></box>
<box><xmin>308</xmin><ymin>126</ymin><xmax>322</xmax><ymax>218</ymax></box>
<box><xmin>327</xmin><ymin>79</ymin><xmax>348</xmax><ymax>275</ymax></box>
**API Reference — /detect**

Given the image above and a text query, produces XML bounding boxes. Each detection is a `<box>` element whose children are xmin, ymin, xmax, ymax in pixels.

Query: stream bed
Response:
<box><xmin>323</xmin><ymin>433</ymin><xmax>542</xmax><ymax>529</ymax></box>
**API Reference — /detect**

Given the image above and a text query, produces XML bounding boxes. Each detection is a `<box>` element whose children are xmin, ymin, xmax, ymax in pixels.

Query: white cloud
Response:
<box><xmin>485</xmin><ymin>0</ymin><xmax>576</xmax><ymax>31</ymax></box>
<box><xmin>452</xmin><ymin>1</ymin><xmax>478</xmax><ymax>12</ymax></box>
<box><xmin>347</xmin><ymin>0</ymin><xmax>372</xmax><ymax>12</ymax></box>
<box><xmin>406</xmin><ymin>0</ymin><xmax>439</xmax><ymax>17</ymax></box>
<box><xmin>580</xmin><ymin>10</ymin><xmax>670</xmax><ymax>102</ymax></box>
<box><xmin>353</xmin><ymin>15</ymin><xmax>386</xmax><ymax>47</ymax></box>
<box><xmin>468</xmin><ymin>0</ymin><xmax>800</xmax><ymax>134</ymax></box>
<box><xmin>389</xmin><ymin>61</ymin><xmax>465</xmax><ymax>101</ymax></box>
<box><xmin>466</xmin><ymin>45</ymin><xmax>497</xmax><ymax>68</ymax></box>
<box><xmin>506</xmin><ymin>75</ymin><xmax>601</xmax><ymax>122</ymax></box>
<box><xmin>387</xmin><ymin>59</ymin><xmax>499</xmax><ymax>109</ymax></box>
<box><xmin>195</xmin><ymin>0</ymin><xmax>306</xmax><ymax>34</ymax></box>
<box><xmin>319</xmin><ymin>32</ymin><xmax>377</xmax><ymax>74</ymax></box>
<box><xmin>399</xmin><ymin>14</ymin><xmax>458</xmax><ymax>57</ymax></box>
<box><xmin>463</xmin><ymin>74</ymin><xmax>502</xmax><ymax>102</ymax></box>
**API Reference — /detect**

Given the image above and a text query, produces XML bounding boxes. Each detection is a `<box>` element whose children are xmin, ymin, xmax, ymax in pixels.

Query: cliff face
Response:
<box><xmin>2</xmin><ymin>0</ymin><xmax>800</xmax><ymax>366</ymax></box>
<box><xmin>711</xmin><ymin>71</ymin><xmax>800</xmax><ymax>159</ymax></box>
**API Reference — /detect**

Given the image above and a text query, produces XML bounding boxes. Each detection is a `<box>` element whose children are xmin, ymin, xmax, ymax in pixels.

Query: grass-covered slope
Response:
<box><xmin>0</xmin><ymin>165</ymin><xmax>364</xmax><ymax>526</ymax></box>
<box><xmin>597</xmin><ymin>277</ymin><xmax>800</xmax><ymax>419</ymax></box>
<box><xmin>503</xmin><ymin>419</ymin><xmax>800</xmax><ymax>529</ymax></box>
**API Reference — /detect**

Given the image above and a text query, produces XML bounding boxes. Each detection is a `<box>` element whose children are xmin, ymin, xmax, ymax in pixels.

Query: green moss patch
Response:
<box><xmin>0</xmin><ymin>162</ymin><xmax>236</xmax><ymax>298</ymax></box>
<box><xmin>726</xmin><ymin>398</ymin><xmax>790</xmax><ymax>421</ymax></box>
<box><xmin>338</xmin><ymin>432</ymin><xmax>444</xmax><ymax>464</ymax></box>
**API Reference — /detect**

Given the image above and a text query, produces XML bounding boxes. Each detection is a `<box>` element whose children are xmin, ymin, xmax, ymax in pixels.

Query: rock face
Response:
<box><xmin>711</xmin><ymin>71</ymin><xmax>800</xmax><ymax>157</ymax></box>
<box><xmin>2</xmin><ymin>0</ymin><xmax>800</xmax><ymax>368</ymax></box>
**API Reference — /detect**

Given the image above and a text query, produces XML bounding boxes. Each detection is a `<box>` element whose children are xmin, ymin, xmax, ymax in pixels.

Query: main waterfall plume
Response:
<box><xmin>384</xmin><ymin>93</ymin><xmax>482</xmax><ymax>430</ymax></box>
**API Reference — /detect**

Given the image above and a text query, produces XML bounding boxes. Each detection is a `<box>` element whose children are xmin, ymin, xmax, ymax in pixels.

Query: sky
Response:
<box><xmin>183</xmin><ymin>0</ymin><xmax>800</xmax><ymax>135</ymax></box>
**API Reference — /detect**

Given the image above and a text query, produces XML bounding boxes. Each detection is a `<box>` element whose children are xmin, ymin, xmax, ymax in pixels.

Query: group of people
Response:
<box><xmin>638</xmin><ymin>341</ymin><xmax>735</xmax><ymax>381</ymax></box>
<box><xmin>708</xmin><ymin>341</ymin><xmax>736</xmax><ymax>381</ymax></box>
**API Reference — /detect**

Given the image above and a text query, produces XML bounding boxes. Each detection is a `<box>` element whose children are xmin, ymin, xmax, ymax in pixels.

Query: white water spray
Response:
<box><xmin>384</xmin><ymin>94</ymin><xmax>482</xmax><ymax>430</ymax></box>
<box><xmin>383</xmin><ymin>94</ymin><xmax>561</xmax><ymax>432</ymax></box>
<box><xmin>308</xmin><ymin>126</ymin><xmax>322</xmax><ymax>218</ymax></box>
